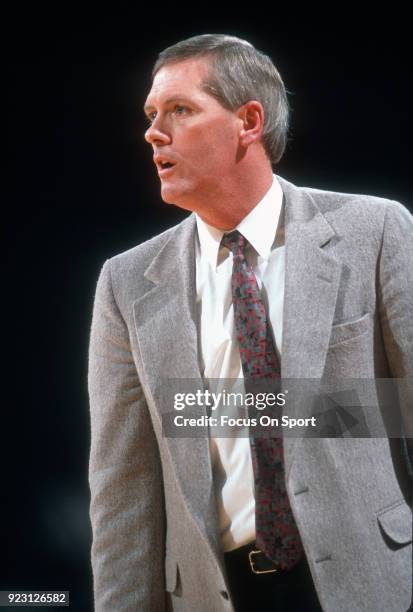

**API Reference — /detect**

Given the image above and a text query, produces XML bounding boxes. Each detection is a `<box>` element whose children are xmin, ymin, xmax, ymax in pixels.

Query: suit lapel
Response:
<box><xmin>277</xmin><ymin>176</ymin><xmax>342</xmax><ymax>471</ymax></box>
<box><xmin>132</xmin><ymin>215</ymin><xmax>221</xmax><ymax>559</ymax></box>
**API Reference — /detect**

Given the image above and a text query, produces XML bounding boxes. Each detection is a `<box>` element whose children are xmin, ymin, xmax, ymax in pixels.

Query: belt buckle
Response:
<box><xmin>248</xmin><ymin>549</ymin><xmax>278</xmax><ymax>575</ymax></box>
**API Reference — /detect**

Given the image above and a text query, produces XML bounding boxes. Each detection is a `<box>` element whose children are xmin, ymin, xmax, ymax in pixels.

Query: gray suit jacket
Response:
<box><xmin>88</xmin><ymin>175</ymin><xmax>413</xmax><ymax>611</ymax></box>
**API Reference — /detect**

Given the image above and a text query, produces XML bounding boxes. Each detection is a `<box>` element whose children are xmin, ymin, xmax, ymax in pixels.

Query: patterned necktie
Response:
<box><xmin>221</xmin><ymin>230</ymin><xmax>303</xmax><ymax>570</ymax></box>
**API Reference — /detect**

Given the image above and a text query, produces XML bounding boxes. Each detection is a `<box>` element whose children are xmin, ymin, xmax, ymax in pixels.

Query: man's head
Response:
<box><xmin>143</xmin><ymin>34</ymin><xmax>289</xmax><ymax>228</ymax></box>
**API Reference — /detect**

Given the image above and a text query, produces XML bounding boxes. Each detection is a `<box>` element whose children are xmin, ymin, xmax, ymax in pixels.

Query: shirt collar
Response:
<box><xmin>195</xmin><ymin>174</ymin><xmax>283</xmax><ymax>269</ymax></box>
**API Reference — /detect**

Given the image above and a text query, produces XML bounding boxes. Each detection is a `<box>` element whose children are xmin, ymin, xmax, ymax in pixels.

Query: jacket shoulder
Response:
<box><xmin>302</xmin><ymin>183</ymin><xmax>406</xmax><ymax>216</ymax></box>
<box><xmin>299</xmin><ymin>182</ymin><xmax>411</xmax><ymax>237</ymax></box>
<box><xmin>111</xmin><ymin>220</ymin><xmax>183</xmax><ymax>263</ymax></box>
<box><xmin>105</xmin><ymin>214</ymin><xmax>194</xmax><ymax>274</ymax></box>
<box><xmin>277</xmin><ymin>175</ymin><xmax>412</xmax><ymax>253</ymax></box>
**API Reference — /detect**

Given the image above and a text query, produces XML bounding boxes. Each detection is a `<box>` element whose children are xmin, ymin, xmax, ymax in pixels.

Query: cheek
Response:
<box><xmin>184</xmin><ymin>121</ymin><xmax>238</xmax><ymax>165</ymax></box>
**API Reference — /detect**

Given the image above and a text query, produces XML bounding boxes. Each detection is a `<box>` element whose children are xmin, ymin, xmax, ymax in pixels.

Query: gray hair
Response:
<box><xmin>152</xmin><ymin>34</ymin><xmax>290</xmax><ymax>166</ymax></box>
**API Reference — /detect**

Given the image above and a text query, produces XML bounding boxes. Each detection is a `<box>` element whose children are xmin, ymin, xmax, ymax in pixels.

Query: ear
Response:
<box><xmin>237</xmin><ymin>101</ymin><xmax>265</xmax><ymax>148</ymax></box>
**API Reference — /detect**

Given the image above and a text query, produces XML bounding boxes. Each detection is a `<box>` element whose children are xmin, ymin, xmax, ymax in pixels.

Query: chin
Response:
<box><xmin>160</xmin><ymin>184</ymin><xmax>195</xmax><ymax>213</ymax></box>
<box><xmin>160</xmin><ymin>189</ymin><xmax>180</xmax><ymax>206</ymax></box>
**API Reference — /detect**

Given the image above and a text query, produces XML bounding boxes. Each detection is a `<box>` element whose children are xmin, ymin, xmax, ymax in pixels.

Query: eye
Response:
<box><xmin>145</xmin><ymin>111</ymin><xmax>157</xmax><ymax>124</ymax></box>
<box><xmin>174</xmin><ymin>105</ymin><xmax>188</xmax><ymax>116</ymax></box>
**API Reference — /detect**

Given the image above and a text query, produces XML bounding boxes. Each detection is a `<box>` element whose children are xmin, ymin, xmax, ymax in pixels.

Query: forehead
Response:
<box><xmin>144</xmin><ymin>58</ymin><xmax>212</xmax><ymax>108</ymax></box>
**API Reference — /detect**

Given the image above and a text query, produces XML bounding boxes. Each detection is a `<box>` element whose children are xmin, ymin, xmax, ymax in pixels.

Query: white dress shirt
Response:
<box><xmin>195</xmin><ymin>174</ymin><xmax>285</xmax><ymax>552</ymax></box>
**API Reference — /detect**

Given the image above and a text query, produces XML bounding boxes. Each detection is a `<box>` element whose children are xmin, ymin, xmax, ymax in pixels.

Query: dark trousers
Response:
<box><xmin>224</xmin><ymin>543</ymin><xmax>323</xmax><ymax>612</ymax></box>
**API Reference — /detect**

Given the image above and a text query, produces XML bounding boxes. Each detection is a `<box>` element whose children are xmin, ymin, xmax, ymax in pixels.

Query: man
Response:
<box><xmin>88</xmin><ymin>34</ymin><xmax>413</xmax><ymax>611</ymax></box>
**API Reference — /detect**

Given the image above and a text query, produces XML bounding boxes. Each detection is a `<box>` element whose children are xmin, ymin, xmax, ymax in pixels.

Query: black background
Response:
<box><xmin>5</xmin><ymin>7</ymin><xmax>412</xmax><ymax>611</ymax></box>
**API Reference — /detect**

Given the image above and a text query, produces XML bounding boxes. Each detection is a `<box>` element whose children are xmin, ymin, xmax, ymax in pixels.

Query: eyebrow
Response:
<box><xmin>143</xmin><ymin>96</ymin><xmax>193</xmax><ymax>113</ymax></box>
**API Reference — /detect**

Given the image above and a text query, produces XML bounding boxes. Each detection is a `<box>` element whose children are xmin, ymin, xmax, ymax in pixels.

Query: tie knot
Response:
<box><xmin>220</xmin><ymin>230</ymin><xmax>247</xmax><ymax>256</ymax></box>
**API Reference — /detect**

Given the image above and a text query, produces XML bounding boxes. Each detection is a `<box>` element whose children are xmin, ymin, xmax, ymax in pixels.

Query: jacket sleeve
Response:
<box><xmin>378</xmin><ymin>201</ymin><xmax>413</xmax><ymax>476</ymax></box>
<box><xmin>88</xmin><ymin>259</ymin><xmax>167</xmax><ymax>611</ymax></box>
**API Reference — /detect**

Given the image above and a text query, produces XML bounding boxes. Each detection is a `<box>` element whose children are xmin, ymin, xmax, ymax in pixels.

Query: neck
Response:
<box><xmin>197</xmin><ymin>160</ymin><xmax>274</xmax><ymax>230</ymax></box>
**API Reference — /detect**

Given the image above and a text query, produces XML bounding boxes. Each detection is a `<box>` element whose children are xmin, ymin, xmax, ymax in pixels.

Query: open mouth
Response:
<box><xmin>158</xmin><ymin>161</ymin><xmax>176</xmax><ymax>176</ymax></box>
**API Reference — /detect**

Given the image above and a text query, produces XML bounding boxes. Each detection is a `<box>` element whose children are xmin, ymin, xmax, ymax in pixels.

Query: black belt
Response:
<box><xmin>224</xmin><ymin>541</ymin><xmax>300</xmax><ymax>576</ymax></box>
<box><xmin>223</xmin><ymin>542</ymin><xmax>322</xmax><ymax>612</ymax></box>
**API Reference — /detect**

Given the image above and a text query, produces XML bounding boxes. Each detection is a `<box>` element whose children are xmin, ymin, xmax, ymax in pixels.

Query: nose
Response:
<box><xmin>144</xmin><ymin>117</ymin><xmax>172</xmax><ymax>146</ymax></box>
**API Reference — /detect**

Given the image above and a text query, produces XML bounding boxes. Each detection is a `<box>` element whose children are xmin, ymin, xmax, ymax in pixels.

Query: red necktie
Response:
<box><xmin>221</xmin><ymin>230</ymin><xmax>303</xmax><ymax>569</ymax></box>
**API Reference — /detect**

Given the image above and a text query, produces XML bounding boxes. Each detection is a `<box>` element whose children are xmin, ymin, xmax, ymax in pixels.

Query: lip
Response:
<box><xmin>158</xmin><ymin>164</ymin><xmax>176</xmax><ymax>177</ymax></box>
